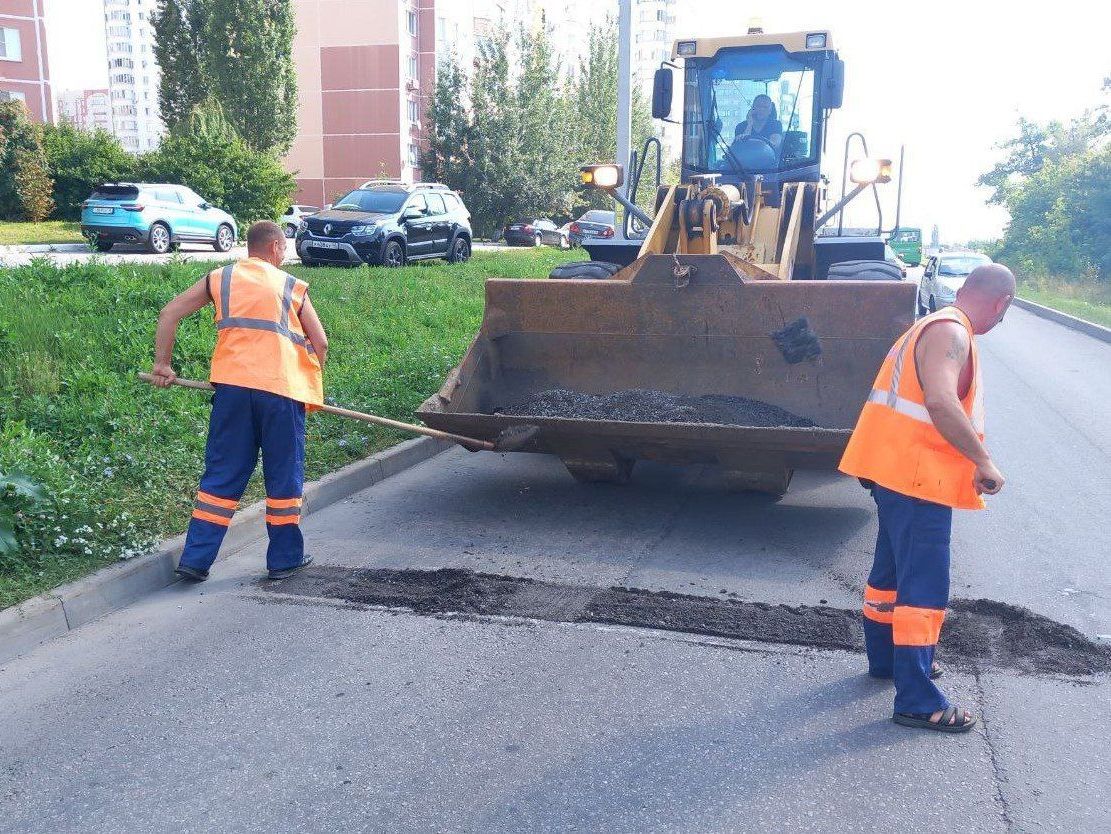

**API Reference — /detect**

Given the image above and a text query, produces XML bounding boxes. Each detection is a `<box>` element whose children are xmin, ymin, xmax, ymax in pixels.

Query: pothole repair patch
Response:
<box><xmin>261</xmin><ymin>566</ymin><xmax>1111</xmax><ymax>677</ymax></box>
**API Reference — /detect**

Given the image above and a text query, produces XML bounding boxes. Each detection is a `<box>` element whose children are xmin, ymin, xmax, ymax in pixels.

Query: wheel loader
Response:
<box><xmin>418</xmin><ymin>29</ymin><xmax>916</xmax><ymax>496</ymax></box>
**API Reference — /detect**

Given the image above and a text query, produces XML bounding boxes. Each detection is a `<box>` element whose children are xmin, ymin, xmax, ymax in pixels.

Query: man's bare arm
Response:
<box><xmin>299</xmin><ymin>293</ymin><xmax>329</xmax><ymax>367</ymax></box>
<box><xmin>916</xmin><ymin>321</ymin><xmax>1004</xmax><ymax>494</ymax></box>
<box><xmin>151</xmin><ymin>278</ymin><xmax>211</xmax><ymax>387</ymax></box>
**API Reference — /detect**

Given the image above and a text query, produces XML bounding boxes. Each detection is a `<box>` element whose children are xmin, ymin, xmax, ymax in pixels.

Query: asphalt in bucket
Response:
<box><xmin>262</xmin><ymin>566</ymin><xmax>1111</xmax><ymax>678</ymax></box>
<box><xmin>497</xmin><ymin>389</ymin><xmax>817</xmax><ymax>428</ymax></box>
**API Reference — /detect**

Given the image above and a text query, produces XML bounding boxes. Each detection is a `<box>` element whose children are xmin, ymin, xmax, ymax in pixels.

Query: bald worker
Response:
<box><xmin>152</xmin><ymin>221</ymin><xmax>327</xmax><ymax>581</ymax></box>
<box><xmin>840</xmin><ymin>263</ymin><xmax>1015</xmax><ymax>733</ymax></box>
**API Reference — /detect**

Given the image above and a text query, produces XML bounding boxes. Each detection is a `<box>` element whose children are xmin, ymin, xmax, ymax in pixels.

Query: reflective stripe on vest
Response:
<box><xmin>215</xmin><ymin>264</ymin><xmax>315</xmax><ymax>353</ymax></box>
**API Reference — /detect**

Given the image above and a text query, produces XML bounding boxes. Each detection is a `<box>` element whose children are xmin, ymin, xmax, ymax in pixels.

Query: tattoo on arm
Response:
<box><xmin>944</xmin><ymin>331</ymin><xmax>968</xmax><ymax>362</ymax></box>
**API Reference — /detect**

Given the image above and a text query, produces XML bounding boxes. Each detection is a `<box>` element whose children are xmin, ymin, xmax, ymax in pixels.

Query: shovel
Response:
<box><xmin>137</xmin><ymin>374</ymin><xmax>538</xmax><ymax>453</ymax></box>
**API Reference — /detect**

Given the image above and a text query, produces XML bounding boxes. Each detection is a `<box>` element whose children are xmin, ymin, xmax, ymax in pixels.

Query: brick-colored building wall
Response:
<box><xmin>286</xmin><ymin>0</ymin><xmax>439</xmax><ymax>207</ymax></box>
<box><xmin>0</xmin><ymin>0</ymin><xmax>52</xmax><ymax>122</ymax></box>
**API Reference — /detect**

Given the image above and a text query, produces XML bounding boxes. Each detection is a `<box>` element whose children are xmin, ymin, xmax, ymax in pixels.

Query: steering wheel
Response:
<box><xmin>728</xmin><ymin>136</ymin><xmax>778</xmax><ymax>169</ymax></box>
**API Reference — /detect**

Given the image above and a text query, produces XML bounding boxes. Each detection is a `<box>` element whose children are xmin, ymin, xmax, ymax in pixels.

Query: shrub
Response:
<box><xmin>41</xmin><ymin>122</ymin><xmax>135</xmax><ymax>220</ymax></box>
<box><xmin>0</xmin><ymin>101</ymin><xmax>55</xmax><ymax>222</ymax></box>
<box><xmin>13</xmin><ymin>147</ymin><xmax>55</xmax><ymax>222</ymax></box>
<box><xmin>136</xmin><ymin>127</ymin><xmax>296</xmax><ymax>228</ymax></box>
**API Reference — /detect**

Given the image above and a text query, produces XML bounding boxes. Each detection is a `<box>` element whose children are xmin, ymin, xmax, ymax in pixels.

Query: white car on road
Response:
<box><xmin>280</xmin><ymin>204</ymin><xmax>320</xmax><ymax>238</ymax></box>
<box><xmin>918</xmin><ymin>251</ymin><xmax>992</xmax><ymax>315</ymax></box>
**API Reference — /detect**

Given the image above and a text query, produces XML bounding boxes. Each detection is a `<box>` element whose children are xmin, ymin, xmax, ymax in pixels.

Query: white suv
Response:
<box><xmin>280</xmin><ymin>205</ymin><xmax>320</xmax><ymax>238</ymax></box>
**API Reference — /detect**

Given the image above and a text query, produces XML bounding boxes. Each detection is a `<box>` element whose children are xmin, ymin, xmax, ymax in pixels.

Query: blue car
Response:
<box><xmin>80</xmin><ymin>183</ymin><xmax>238</xmax><ymax>254</ymax></box>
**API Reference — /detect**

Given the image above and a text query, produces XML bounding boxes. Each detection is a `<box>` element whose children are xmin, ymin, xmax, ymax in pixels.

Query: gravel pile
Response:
<box><xmin>498</xmin><ymin>388</ymin><xmax>817</xmax><ymax>428</ymax></box>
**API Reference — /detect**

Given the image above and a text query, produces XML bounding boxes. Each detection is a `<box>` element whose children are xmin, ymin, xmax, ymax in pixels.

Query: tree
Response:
<box><xmin>201</xmin><ymin>0</ymin><xmax>298</xmax><ymax>154</ymax></box>
<box><xmin>0</xmin><ymin>101</ymin><xmax>54</xmax><ymax>222</ymax></box>
<box><xmin>977</xmin><ymin>107</ymin><xmax>1109</xmax><ymax>204</ymax></box>
<box><xmin>151</xmin><ymin>0</ymin><xmax>208</xmax><ymax>132</ymax></box>
<box><xmin>136</xmin><ymin>127</ymin><xmax>296</xmax><ymax>227</ymax></box>
<box><xmin>41</xmin><ymin>122</ymin><xmax>134</xmax><ymax>220</ymax></box>
<box><xmin>565</xmin><ymin>23</ymin><xmax>654</xmax><ymax>218</ymax></box>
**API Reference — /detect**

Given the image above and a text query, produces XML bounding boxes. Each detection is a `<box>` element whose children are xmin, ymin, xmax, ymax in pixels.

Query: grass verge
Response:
<box><xmin>0</xmin><ymin>247</ymin><xmax>578</xmax><ymax>608</ymax></box>
<box><xmin>1018</xmin><ymin>279</ymin><xmax>1111</xmax><ymax>329</ymax></box>
<box><xmin>0</xmin><ymin>221</ymin><xmax>85</xmax><ymax>246</ymax></box>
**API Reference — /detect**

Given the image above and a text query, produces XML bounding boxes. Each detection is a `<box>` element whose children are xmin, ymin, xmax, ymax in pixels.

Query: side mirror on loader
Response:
<box><xmin>652</xmin><ymin>67</ymin><xmax>673</xmax><ymax>119</ymax></box>
<box><xmin>822</xmin><ymin>58</ymin><xmax>845</xmax><ymax>109</ymax></box>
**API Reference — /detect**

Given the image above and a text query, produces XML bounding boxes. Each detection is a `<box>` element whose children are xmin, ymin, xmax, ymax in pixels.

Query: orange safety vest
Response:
<box><xmin>839</xmin><ymin>307</ymin><xmax>985</xmax><ymax>510</ymax></box>
<box><xmin>207</xmin><ymin>258</ymin><xmax>323</xmax><ymax>406</ymax></box>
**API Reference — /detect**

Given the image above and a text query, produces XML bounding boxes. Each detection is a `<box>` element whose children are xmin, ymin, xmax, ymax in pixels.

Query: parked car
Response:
<box><xmin>568</xmin><ymin>210</ymin><xmax>616</xmax><ymax>247</ymax></box>
<box><xmin>281</xmin><ymin>205</ymin><xmax>320</xmax><ymax>238</ymax></box>
<box><xmin>884</xmin><ymin>243</ymin><xmax>908</xmax><ymax>279</ymax></box>
<box><xmin>918</xmin><ymin>251</ymin><xmax>993</xmax><ymax>314</ymax></box>
<box><xmin>503</xmin><ymin>218</ymin><xmax>569</xmax><ymax>248</ymax></box>
<box><xmin>295</xmin><ymin>182</ymin><xmax>472</xmax><ymax>267</ymax></box>
<box><xmin>80</xmin><ymin>183</ymin><xmax>237</xmax><ymax>254</ymax></box>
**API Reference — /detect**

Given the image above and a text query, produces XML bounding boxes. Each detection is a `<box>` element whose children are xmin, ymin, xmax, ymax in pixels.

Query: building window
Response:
<box><xmin>407</xmin><ymin>99</ymin><xmax>419</xmax><ymax>124</ymax></box>
<box><xmin>0</xmin><ymin>28</ymin><xmax>22</xmax><ymax>62</ymax></box>
<box><xmin>0</xmin><ymin>90</ymin><xmax>27</xmax><ymax>103</ymax></box>
<box><xmin>408</xmin><ymin>55</ymin><xmax>418</xmax><ymax>80</ymax></box>
<box><xmin>407</xmin><ymin>10</ymin><xmax>418</xmax><ymax>36</ymax></box>
<box><xmin>408</xmin><ymin>143</ymin><xmax>420</xmax><ymax>167</ymax></box>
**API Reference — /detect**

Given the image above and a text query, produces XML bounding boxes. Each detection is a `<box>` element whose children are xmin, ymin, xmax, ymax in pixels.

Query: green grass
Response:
<box><xmin>0</xmin><ymin>248</ymin><xmax>578</xmax><ymax>607</ymax></box>
<box><xmin>1018</xmin><ymin>279</ymin><xmax>1111</xmax><ymax>329</ymax></box>
<box><xmin>0</xmin><ymin>221</ymin><xmax>85</xmax><ymax>246</ymax></box>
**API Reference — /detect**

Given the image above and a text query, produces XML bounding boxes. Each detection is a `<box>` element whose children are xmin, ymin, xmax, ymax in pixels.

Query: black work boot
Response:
<box><xmin>267</xmin><ymin>555</ymin><xmax>314</xmax><ymax>580</ymax></box>
<box><xmin>175</xmin><ymin>564</ymin><xmax>209</xmax><ymax>582</ymax></box>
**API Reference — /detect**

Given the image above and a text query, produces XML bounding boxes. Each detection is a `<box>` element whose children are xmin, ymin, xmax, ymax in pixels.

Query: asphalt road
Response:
<box><xmin>2</xmin><ymin>304</ymin><xmax>1109</xmax><ymax>832</ymax></box>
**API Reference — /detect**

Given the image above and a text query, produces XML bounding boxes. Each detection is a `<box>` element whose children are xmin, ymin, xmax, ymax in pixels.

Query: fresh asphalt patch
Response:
<box><xmin>259</xmin><ymin>565</ymin><xmax>1111</xmax><ymax>677</ymax></box>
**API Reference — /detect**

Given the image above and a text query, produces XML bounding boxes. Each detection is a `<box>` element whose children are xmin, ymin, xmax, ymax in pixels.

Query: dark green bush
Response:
<box><xmin>135</xmin><ymin>128</ymin><xmax>296</xmax><ymax>228</ymax></box>
<box><xmin>41</xmin><ymin>122</ymin><xmax>135</xmax><ymax>220</ymax></box>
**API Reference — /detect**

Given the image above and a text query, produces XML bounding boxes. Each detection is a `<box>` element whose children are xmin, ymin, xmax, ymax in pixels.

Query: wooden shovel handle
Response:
<box><xmin>137</xmin><ymin>373</ymin><xmax>494</xmax><ymax>451</ymax></box>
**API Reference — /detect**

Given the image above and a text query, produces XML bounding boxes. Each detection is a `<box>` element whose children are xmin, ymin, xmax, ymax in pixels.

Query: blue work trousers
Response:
<box><xmin>863</xmin><ymin>484</ymin><xmax>952</xmax><ymax>715</ymax></box>
<box><xmin>179</xmin><ymin>384</ymin><xmax>306</xmax><ymax>573</ymax></box>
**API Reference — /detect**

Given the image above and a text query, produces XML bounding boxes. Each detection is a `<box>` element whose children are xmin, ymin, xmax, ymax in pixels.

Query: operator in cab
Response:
<box><xmin>732</xmin><ymin>94</ymin><xmax>783</xmax><ymax>151</ymax></box>
<box><xmin>840</xmin><ymin>264</ymin><xmax>1015</xmax><ymax>734</ymax></box>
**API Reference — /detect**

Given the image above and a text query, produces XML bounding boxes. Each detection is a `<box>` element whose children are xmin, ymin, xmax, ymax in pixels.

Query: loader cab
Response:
<box><xmin>655</xmin><ymin>31</ymin><xmax>844</xmax><ymax>205</ymax></box>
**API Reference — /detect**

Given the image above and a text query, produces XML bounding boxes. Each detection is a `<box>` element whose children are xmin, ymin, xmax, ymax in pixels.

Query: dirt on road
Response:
<box><xmin>263</xmin><ymin>566</ymin><xmax>1111</xmax><ymax>677</ymax></box>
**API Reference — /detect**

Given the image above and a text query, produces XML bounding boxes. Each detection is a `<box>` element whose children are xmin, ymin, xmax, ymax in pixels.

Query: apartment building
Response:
<box><xmin>288</xmin><ymin>0</ymin><xmax>489</xmax><ymax>206</ymax></box>
<box><xmin>102</xmin><ymin>0</ymin><xmax>162</xmax><ymax>152</ymax></box>
<box><xmin>57</xmin><ymin>88</ymin><xmax>112</xmax><ymax>132</ymax></box>
<box><xmin>0</xmin><ymin>0</ymin><xmax>52</xmax><ymax>121</ymax></box>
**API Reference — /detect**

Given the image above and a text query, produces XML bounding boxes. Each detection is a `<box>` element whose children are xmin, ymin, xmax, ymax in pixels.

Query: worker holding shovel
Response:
<box><xmin>149</xmin><ymin>221</ymin><xmax>327</xmax><ymax>582</ymax></box>
<box><xmin>840</xmin><ymin>264</ymin><xmax>1015</xmax><ymax>733</ymax></box>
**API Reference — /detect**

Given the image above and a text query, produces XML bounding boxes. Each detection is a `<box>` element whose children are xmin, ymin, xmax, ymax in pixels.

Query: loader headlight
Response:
<box><xmin>580</xmin><ymin>164</ymin><xmax>624</xmax><ymax>190</ymax></box>
<box><xmin>676</xmin><ymin>40</ymin><xmax>697</xmax><ymax>56</ymax></box>
<box><xmin>849</xmin><ymin>158</ymin><xmax>893</xmax><ymax>185</ymax></box>
<box><xmin>805</xmin><ymin>33</ymin><xmax>827</xmax><ymax>49</ymax></box>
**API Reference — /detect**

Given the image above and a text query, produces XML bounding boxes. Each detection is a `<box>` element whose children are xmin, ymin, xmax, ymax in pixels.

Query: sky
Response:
<box><xmin>45</xmin><ymin>0</ymin><xmax>1109</xmax><ymax>242</ymax></box>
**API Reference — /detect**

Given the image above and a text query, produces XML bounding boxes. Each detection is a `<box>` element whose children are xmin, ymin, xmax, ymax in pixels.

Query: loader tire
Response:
<box><xmin>548</xmin><ymin>260</ymin><xmax>623</xmax><ymax>280</ymax></box>
<box><xmin>826</xmin><ymin>259</ymin><xmax>903</xmax><ymax>281</ymax></box>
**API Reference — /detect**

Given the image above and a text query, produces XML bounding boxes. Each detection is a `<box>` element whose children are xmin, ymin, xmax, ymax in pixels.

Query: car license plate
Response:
<box><xmin>509</xmin><ymin>225</ymin><xmax>522</xmax><ymax>230</ymax></box>
<box><xmin>92</xmin><ymin>207</ymin><xmax>114</xmax><ymax>215</ymax></box>
<box><xmin>310</xmin><ymin>241</ymin><xmax>342</xmax><ymax>249</ymax></box>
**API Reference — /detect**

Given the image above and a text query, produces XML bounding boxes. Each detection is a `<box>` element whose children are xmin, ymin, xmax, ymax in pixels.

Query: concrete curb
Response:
<box><xmin>1013</xmin><ymin>297</ymin><xmax>1111</xmax><ymax>345</ymax></box>
<box><xmin>0</xmin><ymin>242</ymin><xmax>89</xmax><ymax>254</ymax></box>
<box><xmin>0</xmin><ymin>436</ymin><xmax>452</xmax><ymax>665</ymax></box>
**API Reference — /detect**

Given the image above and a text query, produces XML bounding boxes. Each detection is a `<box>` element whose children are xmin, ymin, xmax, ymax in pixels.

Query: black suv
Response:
<box><xmin>295</xmin><ymin>181</ymin><xmax>472</xmax><ymax>267</ymax></box>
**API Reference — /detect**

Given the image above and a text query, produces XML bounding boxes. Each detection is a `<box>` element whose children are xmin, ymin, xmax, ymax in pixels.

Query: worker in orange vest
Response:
<box><xmin>150</xmin><ymin>221</ymin><xmax>328</xmax><ymax>581</ymax></box>
<box><xmin>840</xmin><ymin>263</ymin><xmax>1015</xmax><ymax>733</ymax></box>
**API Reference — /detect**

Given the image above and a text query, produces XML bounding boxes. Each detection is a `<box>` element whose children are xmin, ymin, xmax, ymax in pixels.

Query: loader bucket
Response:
<box><xmin>417</xmin><ymin>254</ymin><xmax>915</xmax><ymax>494</ymax></box>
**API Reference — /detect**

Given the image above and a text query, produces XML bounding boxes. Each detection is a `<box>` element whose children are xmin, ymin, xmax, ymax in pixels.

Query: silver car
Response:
<box><xmin>918</xmin><ymin>251</ymin><xmax>992</xmax><ymax>314</ymax></box>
